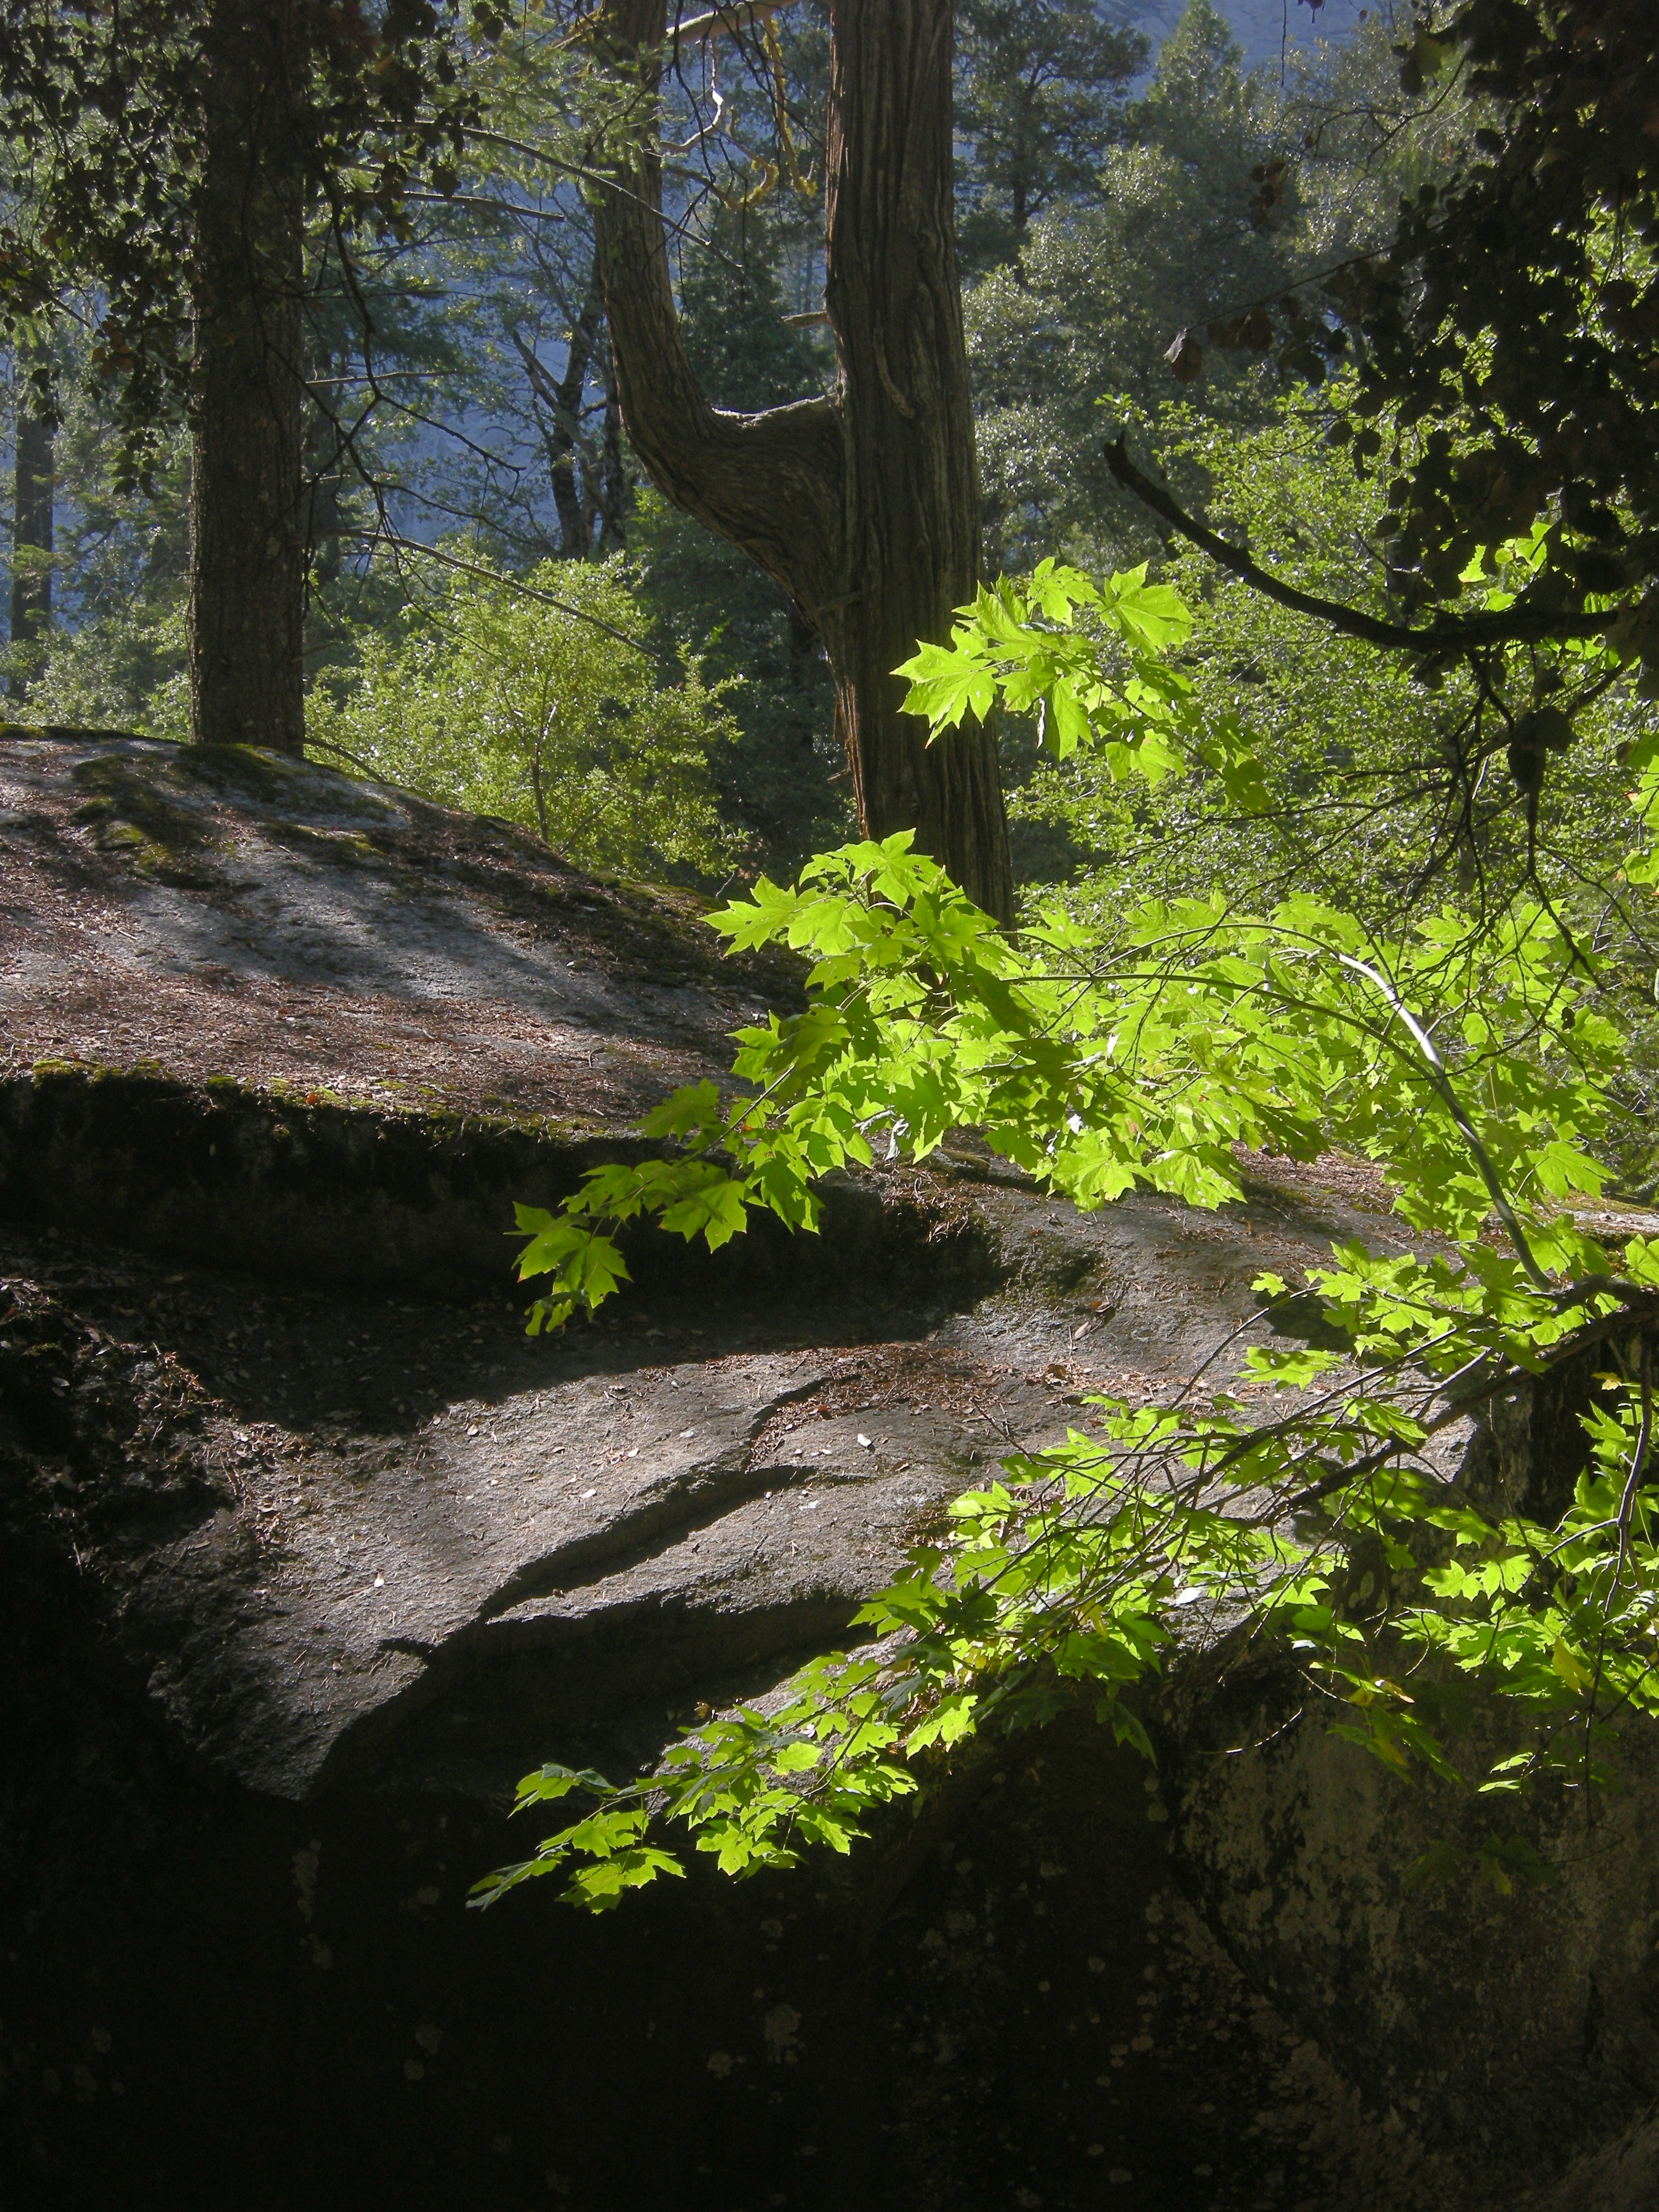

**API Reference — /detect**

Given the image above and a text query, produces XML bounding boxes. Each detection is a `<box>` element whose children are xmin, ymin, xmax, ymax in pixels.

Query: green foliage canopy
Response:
<box><xmin>1328</xmin><ymin>0</ymin><xmax>1659</xmax><ymax>617</ymax></box>
<box><xmin>309</xmin><ymin>556</ymin><xmax>738</xmax><ymax>880</ymax></box>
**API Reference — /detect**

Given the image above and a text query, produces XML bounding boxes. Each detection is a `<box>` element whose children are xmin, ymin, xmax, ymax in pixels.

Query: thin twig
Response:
<box><xmin>342</xmin><ymin>529</ymin><xmax>667</xmax><ymax>661</ymax></box>
<box><xmin>1334</xmin><ymin>950</ymin><xmax>1552</xmax><ymax>1291</ymax></box>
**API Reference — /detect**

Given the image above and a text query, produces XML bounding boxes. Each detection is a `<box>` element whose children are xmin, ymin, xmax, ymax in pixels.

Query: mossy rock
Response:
<box><xmin>172</xmin><ymin>741</ymin><xmax>395</xmax><ymax>821</ymax></box>
<box><xmin>67</xmin><ymin>757</ymin><xmax>225</xmax><ymax>886</ymax></box>
<box><xmin>0</xmin><ymin>1062</ymin><xmax>1003</xmax><ymax>1308</ymax></box>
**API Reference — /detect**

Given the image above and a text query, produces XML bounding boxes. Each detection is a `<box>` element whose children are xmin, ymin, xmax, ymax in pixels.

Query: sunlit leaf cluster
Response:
<box><xmin>481</xmin><ymin>565</ymin><xmax>1659</xmax><ymax>1911</ymax></box>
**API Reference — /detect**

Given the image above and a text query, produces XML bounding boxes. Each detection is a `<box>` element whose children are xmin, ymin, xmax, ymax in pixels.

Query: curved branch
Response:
<box><xmin>343</xmin><ymin>529</ymin><xmax>669</xmax><ymax>660</ymax></box>
<box><xmin>589</xmin><ymin>0</ymin><xmax>845</xmax><ymax>616</ymax></box>
<box><xmin>1104</xmin><ymin>433</ymin><xmax>1621</xmax><ymax>656</ymax></box>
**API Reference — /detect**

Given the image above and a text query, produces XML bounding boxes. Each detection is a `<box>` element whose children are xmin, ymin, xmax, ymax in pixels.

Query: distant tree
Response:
<box><xmin>678</xmin><ymin>208</ymin><xmax>827</xmax><ymax>415</ymax></box>
<box><xmin>954</xmin><ymin>0</ymin><xmax>1145</xmax><ymax>269</ymax></box>
<box><xmin>8</xmin><ymin>341</ymin><xmax>53</xmax><ymax>697</ymax></box>
<box><xmin>966</xmin><ymin>0</ymin><xmax>1287</xmax><ymax>571</ymax></box>
<box><xmin>508</xmin><ymin>241</ymin><xmax>630</xmax><ymax>562</ymax></box>
<box><xmin>1133</xmin><ymin>0</ymin><xmax>1255</xmax><ymax>176</ymax></box>
<box><xmin>0</xmin><ymin>0</ymin><xmax>483</xmax><ymax>752</ymax></box>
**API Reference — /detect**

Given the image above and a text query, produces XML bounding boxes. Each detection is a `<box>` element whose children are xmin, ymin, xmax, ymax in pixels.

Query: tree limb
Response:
<box><xmin>672</xmin><ymin>0</ymin><xmax>807</xmax><ymax>41</ymax></box>
<box><xmin>591</xmin><ymin>0</ymin><xmax>845</xmax><ymax>617</ymax></box>
<box><xmin>343</xmin><ymin>529</ymin><xmax>667</xmax><ymax>659</ymax></box>
<box><xmin>1103</xmin><ymin>432</ymin><xmax>1624</xmax><ymax>655</ymax></box>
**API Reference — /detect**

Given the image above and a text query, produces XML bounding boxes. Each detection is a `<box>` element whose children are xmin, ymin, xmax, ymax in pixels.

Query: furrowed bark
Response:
<box><xmin>593</xmin><ymin>0</ymin><xmax>1011</xmax><ymax>918</ymax></box>
<box><xmin>187</xmin><ymin>0</ymin><xmax>307</xmax><ymax>752</ymax></box>
<box><xmin>818</xmin><ymin>0</ymin><xmax>1009</xmax><ymax>921</ymax></box>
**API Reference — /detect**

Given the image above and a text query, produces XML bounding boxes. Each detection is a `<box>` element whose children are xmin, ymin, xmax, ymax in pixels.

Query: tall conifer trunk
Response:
<box><xmin>593</xmin><ymin>0</ymin><xmax>1011</xmax><ymax>917</ymax></box>
<box><xmin>187</xmin><ymin>0</ymin><xmax>307</xmax><ymax>751</ymax></box>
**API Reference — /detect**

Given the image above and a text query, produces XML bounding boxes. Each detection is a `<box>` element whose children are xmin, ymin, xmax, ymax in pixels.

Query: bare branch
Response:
<box><xmin>672</xmin><ymin>1</ymin><xmax>807</xmax><ymax>43</ymax></box>
<box><xmin>341</xmin><ymin>528</ymin><xmax>666</xmax><ymax>659</ymax></box>
<box><xmin>1103</xmin><ymin>432</ymin><xmax>1626</xmax><ymax>655</ymax></box>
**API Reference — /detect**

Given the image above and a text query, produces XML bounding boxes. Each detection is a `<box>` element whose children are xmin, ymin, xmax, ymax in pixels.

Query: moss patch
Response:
<box><xmin>171</xmin><ymin>740</ymin><xmax>395</xmax><ymax>821</ymax></box>
<box><xmin>69</xmin><ymin>753</ymin><xmax>222</xmax><ymax>886</ymax></box>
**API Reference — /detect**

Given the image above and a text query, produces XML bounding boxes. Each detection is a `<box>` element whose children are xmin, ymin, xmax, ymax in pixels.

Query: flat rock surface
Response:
<box><xmin>3</xmin><ymin>730</ymin><xmax>1613</xmax><ymax>2212</ymax></box>
<box><xmin>1</xmin><ymin>1145</ymin><xmax>1398</xmax><ymax>1804</ymax></box>
<box><xmin>0</xmin><ymin>730</ymin><xmax>1441</xmax><ymax>1803</ymax></box>
<box><xmin>0</xmin><ymin>729</ymin><xmax>792</xmax><ymax>1121</ymax></box>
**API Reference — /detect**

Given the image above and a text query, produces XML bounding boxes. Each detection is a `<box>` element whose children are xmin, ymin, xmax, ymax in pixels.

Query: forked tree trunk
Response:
<box><xmin>187</xmin><ymin>0</ymin><xmax>307</xmax><ymax>751</ymax></box>
<box><xmin>592</xmin><ymin>0</ymin><xmax>1011</xmax><ymax>917</ymax></box>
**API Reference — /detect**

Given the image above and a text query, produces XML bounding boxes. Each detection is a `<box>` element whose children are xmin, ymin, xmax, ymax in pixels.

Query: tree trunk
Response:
<box><xmin>554</xmin><ymin>267</ymin><xmax>604</xmax><ymax>557</ymax></box>
<box><xmin>592</xmin><ymin>0</ymin><xmax>1011</xmax><ymax>918</ymax></box>
<box><xmin>818</xmin><ymin>3</ymin><xmax>1008</xmax><ymax>915</ymax></box>
<box><xmin>512</xmin><ymin>257</ymin><xmax>606</xmax><ymax>559</ymax></box>
<box><xmin>187</xmin><ymin>0</ymin><xmax>307</xmax><ymax>752</ymax></box>
<box><xmin>595</xmin><ymin>343</ymin><xmax>629</xmax><ymax>555</ymax></box>
<box><xmin>786</xmin><ymin>599</ymin><xmax>822</xmax><ymax>740</ymax></box>
<box><xmin>10</xmin><ymin>379</ymin><xmax>53</xmax><ymax>697</ymax></box>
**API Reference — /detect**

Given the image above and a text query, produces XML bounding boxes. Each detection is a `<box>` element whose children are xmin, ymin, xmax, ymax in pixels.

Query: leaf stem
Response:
<box><xmin>1335</xmin><ymin>951</ymin><xmax>1552</xmax><ymax>1291</ymax></box>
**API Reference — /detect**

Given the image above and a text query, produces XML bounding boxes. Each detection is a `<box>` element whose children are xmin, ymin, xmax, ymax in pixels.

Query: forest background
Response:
<box><xmin>2</xmin><ymin>0</ymin><xmax>1496</xmax><ymax>918</ymax></box>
